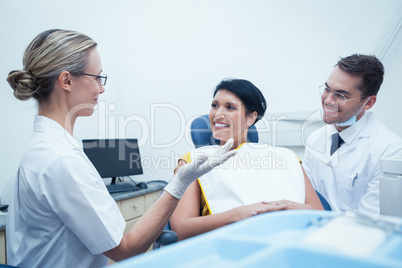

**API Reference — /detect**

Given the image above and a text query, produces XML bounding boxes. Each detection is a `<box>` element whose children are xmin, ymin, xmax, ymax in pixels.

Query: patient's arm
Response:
<box><xmin>170</xmin><ymin>160</ymin><xmax>286</xmax><ymax>240</ymax></box>
<box><xmin>302</xmin><ymin>166</ymin><xmax>324</xmax><ymax>210</ymax></box>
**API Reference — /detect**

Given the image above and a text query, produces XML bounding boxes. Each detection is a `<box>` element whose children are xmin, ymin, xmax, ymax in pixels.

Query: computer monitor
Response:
<box><xmin>82</xmin><ymin>139</ymin><xmax>143</xmax><ymax>184</ymax></box>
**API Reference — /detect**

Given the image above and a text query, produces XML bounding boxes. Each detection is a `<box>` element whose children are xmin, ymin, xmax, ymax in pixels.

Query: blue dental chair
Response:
<box><xmin>154</xmin><ymin>114</ymin><xmax>330</xmax><ymax>249</ymax></box>
<box><xmin>190</xmin><ymin>114</ymin><xmax>330</xmax><ymax>211</ymax></box>
<box><xmin>315</xmin><ymin>191</ymin><xmax>331</xmax><ymax>211</ymax></box>
<box><xmin>190</xmin><ymin>114</ymin><xmax>259</xmax><ymax>148</ymax></box>
<box><xmin>154</xmin><ymin>115</ymin><xmax>259</xmax><ymax>249</ymax></box>
<box><xmin>153</xmin><ymin>221</ymin><xmax>177</xmax><ymax>249</ymax></box>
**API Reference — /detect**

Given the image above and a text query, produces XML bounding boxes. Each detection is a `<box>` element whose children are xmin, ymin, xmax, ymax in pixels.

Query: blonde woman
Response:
<box><xmin>6</xmin><ymin>29</ymin><xmax>235</xmax><ymax>267</ymax></box>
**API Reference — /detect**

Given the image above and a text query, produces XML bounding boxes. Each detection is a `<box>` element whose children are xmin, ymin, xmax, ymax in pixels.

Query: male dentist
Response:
<box><xmin>303</xmin><ymin>54</ymin><xmax>402</xmax><ymax>215</ymax></box>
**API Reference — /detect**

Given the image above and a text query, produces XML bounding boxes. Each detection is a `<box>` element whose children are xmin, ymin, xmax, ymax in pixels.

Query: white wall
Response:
<box><xmin>1</xmin><ymin>0</ymin><xmax>401</xmax><ymax>202</ymax></box>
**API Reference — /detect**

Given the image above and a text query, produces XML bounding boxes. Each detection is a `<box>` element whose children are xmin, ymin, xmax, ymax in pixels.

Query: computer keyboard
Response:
<box><xmin>106</xmin><ymin>183</ymin><xmax>140</xmax><ymax>193</ymax></box>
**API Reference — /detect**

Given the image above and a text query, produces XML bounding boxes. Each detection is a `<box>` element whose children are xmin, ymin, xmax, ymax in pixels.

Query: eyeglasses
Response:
<box><xmin>74</xmin><ymin>72</ymin><xmax>107</xmax><ymax>86</ymax></box>
<box><xmin>319</xmin><ymin>84</ymin><xmax>363</xmax><ymax>106</ymax></box>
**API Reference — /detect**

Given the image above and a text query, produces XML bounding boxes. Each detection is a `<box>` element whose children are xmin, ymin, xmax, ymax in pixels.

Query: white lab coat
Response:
<box><xmin>303</xmin><ymin>111</ymin><xmax>402</xmax><ymax>215</ymax></box>
<box><xmin>7</xmin><ymin>116</ymin><xmax>125</xmax><ymax>268</ymax></box>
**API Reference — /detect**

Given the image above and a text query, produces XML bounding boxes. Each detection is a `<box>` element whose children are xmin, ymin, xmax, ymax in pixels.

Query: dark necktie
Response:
<box><xmin>330</xmin><ymin>133</ymin><xmax>344</xmax><ymax>156</ymax></box>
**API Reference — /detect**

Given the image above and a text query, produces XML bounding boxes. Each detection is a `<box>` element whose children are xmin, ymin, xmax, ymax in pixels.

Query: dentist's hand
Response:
<box><xmin>164</xmin><ymin>139</ymin><xmax>237</xmax><ymax>199</ymax></box>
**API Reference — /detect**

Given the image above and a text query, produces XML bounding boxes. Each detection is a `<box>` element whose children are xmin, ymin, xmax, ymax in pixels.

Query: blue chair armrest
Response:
<box><xmin>153</xmin><ymin>230</ymin><xmax>178</xmax><ymax>249</ymax></box>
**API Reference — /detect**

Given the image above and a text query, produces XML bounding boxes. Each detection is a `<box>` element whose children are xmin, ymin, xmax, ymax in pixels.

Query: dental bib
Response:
<box><xmin>195</xmin><ymin>143</ymin><xmax>305</xmax><ymax>215</ymax></box>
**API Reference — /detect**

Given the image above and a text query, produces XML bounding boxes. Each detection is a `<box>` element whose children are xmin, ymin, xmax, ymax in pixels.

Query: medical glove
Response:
<box><xmin>164</xmin><ymin>139</ymin><xmax>237</xmax><ymax>199</ymax></box>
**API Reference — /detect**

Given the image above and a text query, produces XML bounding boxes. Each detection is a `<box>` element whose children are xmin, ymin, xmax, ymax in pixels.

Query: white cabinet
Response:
<box><xmin>117</xmin><ymin>190</ymin><xmax>162</xmax><ymax>226</ymax></box>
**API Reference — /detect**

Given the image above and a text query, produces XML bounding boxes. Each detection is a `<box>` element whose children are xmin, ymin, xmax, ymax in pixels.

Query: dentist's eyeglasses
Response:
<box><xmin>319</xmin><ymin>84</ymin><xmax>361</xmax><ymax>106</ymax></box>
<box><xmin>74</xmin><ymin>72</ymin><xmax>107</xmax><ymax>86</ymax></box>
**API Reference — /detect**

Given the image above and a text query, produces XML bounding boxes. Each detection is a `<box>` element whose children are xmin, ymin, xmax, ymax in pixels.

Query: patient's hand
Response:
<box><xmin>232</xmin><ymin>202</ymin><xmax>287</xmax><ymax>221</ymax></box>
<box><xmin>262</xmin><ymin>200</ymin><xmax>313</xmax><ymax>210</ymax></box>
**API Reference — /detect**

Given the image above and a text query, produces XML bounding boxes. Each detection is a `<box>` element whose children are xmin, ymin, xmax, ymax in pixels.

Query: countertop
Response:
<box><xmin>0</xmin><ymin>181</ymin><xmax>167</xmax><ymax>232</ymax></box>
<box><xmin>110</xmin><ymin>181</ymin><xmax>166</xmax><ymax>201</ymax></box>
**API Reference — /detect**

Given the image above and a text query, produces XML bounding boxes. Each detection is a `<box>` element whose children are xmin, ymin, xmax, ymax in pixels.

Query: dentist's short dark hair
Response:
<box><xmin>336</xmin><ymin>54</ymin><xmax>384</xmax><ymax>97</ymax></box>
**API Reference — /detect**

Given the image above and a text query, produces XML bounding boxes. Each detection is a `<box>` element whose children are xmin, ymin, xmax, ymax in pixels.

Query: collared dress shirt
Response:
<box><xmin>303</xmin><ymin>111</ymin><xmax>402</xmax><ymax>215</ymax></box>
<box><xmin>7</xmin><ymin>116</ymin><xmax>125</xmax><ymax>268</ymax></box>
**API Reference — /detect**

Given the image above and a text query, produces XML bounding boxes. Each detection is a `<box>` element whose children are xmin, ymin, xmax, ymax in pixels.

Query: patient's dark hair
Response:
<box><xmin>213</xmin><ymin>78</ymin><xmax>267</xmax><ymax>125</ymax></box>
<box><xmin>336</xmin><ymin>54</ymin><xmax>384</xmax><ymax>97</ymax></box>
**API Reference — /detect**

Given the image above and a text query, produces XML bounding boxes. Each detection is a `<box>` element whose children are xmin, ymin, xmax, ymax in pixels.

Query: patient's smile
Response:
<box><xmin>215</xmin><ymin>122</ymin><xmax>229</xmax><ymax>128</ymax></box>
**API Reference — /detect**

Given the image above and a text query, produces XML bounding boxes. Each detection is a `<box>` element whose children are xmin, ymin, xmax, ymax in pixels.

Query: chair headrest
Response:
<box><xmin>190</xmin><ymin>114</ymin><xmax>259</xmax><ymax>148</ymax></box>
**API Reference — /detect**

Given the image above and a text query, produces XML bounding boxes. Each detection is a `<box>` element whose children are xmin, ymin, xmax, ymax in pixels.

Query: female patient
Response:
<box><xmin>6</xmin><ymin>29</ymin><xmax>235</xmax><ymax>267</ymax></box>
<box><xmin>170</xmin><ymin>78</ymin><xmax>323</xmax><ymax>240</ymax></box>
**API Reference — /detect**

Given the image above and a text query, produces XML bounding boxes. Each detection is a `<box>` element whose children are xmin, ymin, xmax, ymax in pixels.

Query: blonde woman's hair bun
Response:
<box><xmin>7</xmin><ymin>69</ymin><xmax>38</xmax><ymax>101</ymax></box>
